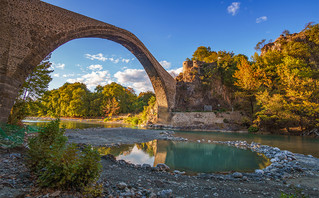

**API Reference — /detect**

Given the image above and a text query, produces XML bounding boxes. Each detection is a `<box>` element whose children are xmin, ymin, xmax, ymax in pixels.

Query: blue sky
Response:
<box><xmin>41</xmin><ymin>0</ymin><xmax>319</xmax><ymax>93</ymax></box>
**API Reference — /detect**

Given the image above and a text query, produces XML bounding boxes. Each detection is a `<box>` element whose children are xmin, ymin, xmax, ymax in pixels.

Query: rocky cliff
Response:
<box><xmin>173</xmin><ymin>60</ymin><xmax>235</xmax><ymax>112</ymax></box>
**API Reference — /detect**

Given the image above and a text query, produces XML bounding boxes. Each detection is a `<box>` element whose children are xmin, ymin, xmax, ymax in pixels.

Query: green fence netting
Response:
<box><xmin>0</xmin><ymin>123</ymin><xmax>40</xmax><ymax>148</ymax></box>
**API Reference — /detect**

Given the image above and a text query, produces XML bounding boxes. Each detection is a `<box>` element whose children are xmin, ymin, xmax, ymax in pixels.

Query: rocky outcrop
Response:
<box><xmin>174</xmin><ymin>60</ymin><xmax>234</xmax><ymax>112</ymax></box>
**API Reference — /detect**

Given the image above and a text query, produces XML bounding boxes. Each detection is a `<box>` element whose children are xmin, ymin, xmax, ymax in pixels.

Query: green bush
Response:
<box><xmin>125</xmin><ymin>116</ymin><xmax>142</xmax><ymax>126</ymax></box>
<box><xmin>248</xmin><ymin>125</ymin><xmax>259</xmax><ymax>133</ymax></box>
<box><xmin>124</xmin><ymin>96</ymin><xmax>157</xmax><ymax>126</ymax></box>
<box><xmin>26</xmin><ymin>119</ymin><xmax>102</xmax><ymax>192</ymax></box>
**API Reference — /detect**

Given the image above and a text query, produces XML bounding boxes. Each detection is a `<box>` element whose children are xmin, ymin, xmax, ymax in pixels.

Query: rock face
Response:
<box><xmin>0</xmin><ymin>0</ymin><xmax>176</xmax><ymax>124</ymax></box>
<box><xmin>174</xmin><ymin>60</ymin><xmax>234</xmax><ymax>112</ymax></box>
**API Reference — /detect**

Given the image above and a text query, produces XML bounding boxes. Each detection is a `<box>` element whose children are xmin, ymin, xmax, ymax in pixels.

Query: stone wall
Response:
<box><xmin>171</xmin><ymin>111</ymin><xmax>244</xmax><ymax>130</ymax></box>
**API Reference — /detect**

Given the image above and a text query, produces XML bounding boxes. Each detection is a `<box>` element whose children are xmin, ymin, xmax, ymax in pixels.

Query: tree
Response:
<box><xmin>8</xmin><ymin>56</ymin><xmax>53</xmax><ymax>124</ymax></box>
<box><xmin>19</xmin><ymin>56</ymin><xmax>53</xmax><ymax>101</ymax></box>
<box><xmin>233</xmin><ymin>57</ymin><xmax>263</xmax><ymax>114</ymax></box>
<box><xmin>133</xmin><ymin>91</ymin><xmax>156</xmax><ymax>112</ymax></box>
<box><xmin>252</xmin><ymin>23</ymin><xmax>319</xmax><ymax>132</ymax></box>
<box><xmin>254</xmin><ymin>39</ymin><xmax>266</xmax><ymax>51</ymax></box>
<box><xmin>192</xmin><ymin>46</ymin><xmax>211</xmax><ymax>61</ymax></box>
<box><xmin>103</xmin><ymin>97</ymin><xmax>120</xmax><ymax>117</ymax></box>
<box><xmin>102</xmin><ymin>82</ymin><xmax>137</xmax><ymax>113</ymax></box>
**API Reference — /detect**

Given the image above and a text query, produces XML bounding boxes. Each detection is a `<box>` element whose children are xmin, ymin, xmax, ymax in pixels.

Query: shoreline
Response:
<box><xmin>24</xmin><ymin>116</ymin><xmax>318</xmax><ymax>138</ymax></box>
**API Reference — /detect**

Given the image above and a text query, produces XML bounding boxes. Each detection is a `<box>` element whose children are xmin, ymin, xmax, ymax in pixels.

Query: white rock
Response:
<box><xmin>255</xmin><ymin>169</ymin><xmax>264</xmax><ymax>175</ymax></box>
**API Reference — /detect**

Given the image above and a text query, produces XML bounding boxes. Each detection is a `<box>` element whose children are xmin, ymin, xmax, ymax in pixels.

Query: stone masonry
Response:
<box><xmin>0</xmin><ymin>0</ymin><xmax>176</xmax><ymax>123</ymax></box>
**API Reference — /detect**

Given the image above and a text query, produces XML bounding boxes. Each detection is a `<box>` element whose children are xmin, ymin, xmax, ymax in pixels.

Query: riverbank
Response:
<box><xmin>1</xmin><ymin>127</ymin><xmax>318</xmax><ymax>197</ymax></box>
<box><xmin>25</xmin><ymin>116</ymin><xmax>319</xmax><ymax>138</ymax></box>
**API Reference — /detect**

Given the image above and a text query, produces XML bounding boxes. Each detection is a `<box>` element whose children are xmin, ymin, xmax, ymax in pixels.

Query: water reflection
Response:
<box><xmin>23</xmin><ymin>119</ymin><xmax>319</xmax><ymax>158</ymax></box>
<box><xmin>98</xmin><ymin>140</ymin><xmax>270</xmax><ymax>173</ymax></box>
<box><xmin>175</xmin><ymin>131</ymin><xmax>319</xmax><ymax>158</ymax></box>
<box><xmin>23</xmin><ymin>119</ymin><xmax>131</xmax><ymax>129</ymax></box>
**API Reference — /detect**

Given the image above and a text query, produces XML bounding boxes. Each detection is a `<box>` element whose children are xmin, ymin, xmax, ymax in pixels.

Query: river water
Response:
<box><xmin>23</xmin><ymin>119</ymin><xmax>319</xmax><ymax>173</ymax></box>
<box><xmin>98</xmin><ymin>140</ymin><xmax>270</xmax><ymax>174</ymax></box>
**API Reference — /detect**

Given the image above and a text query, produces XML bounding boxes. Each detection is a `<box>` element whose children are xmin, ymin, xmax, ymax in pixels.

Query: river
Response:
<box><xmin>23</xmin><ymin>119</ymin><xmax>319</xmax><ymax>158</ymax></box>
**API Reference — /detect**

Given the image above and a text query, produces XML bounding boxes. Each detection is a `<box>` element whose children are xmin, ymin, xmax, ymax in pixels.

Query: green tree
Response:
<box><xmin>253</xmin><ymin>23</ymin><xmax>319</xmax><ymax>132</ymax></box>
<box><xmin>192</xmin><ymin>46</ymin><xmax>212</xmax><ymax>61</ymax></box>
<box><xmin>8</xmin><ymin>56</ymin><xmax>53</xmax><ymax>124</ymax></box>
<box><xmin>102</xmin><ymin>82</ymin><xmax>137</xmax><ymax>113</ymax></box>
<box><xmin>133</xmin><ymin>91</ymin><xmax>156</xmax><ymax>112</ymax></box>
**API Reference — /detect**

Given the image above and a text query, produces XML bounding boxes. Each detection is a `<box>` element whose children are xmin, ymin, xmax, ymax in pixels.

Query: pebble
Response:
<box><xmin>255</xmin><ymin>169</ymin><xmax>264</xmax><ymax>175</ymax></box>
<box><xmin>142</xmin><ymin>164</ymin><xmax>151</xmax><ymax>169</ymax></box>
<box><xmin>158</xmin><ymin>189</ymin><xmax>173</xmax><ymax>198</ymax></box>
<box><xmin>232</xmin><ymin>172</ymin><xmax>243</xmax><ymax>178</ymax></box>
<box><xmin>117</xmin><ymin>182</ymin><xmax>127</xmax><ymax>190</ymax></box>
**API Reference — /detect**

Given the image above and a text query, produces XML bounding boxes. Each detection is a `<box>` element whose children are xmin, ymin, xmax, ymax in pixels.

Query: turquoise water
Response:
<box><xmin>98</xmin><ymin>140</ymin><xmax>270</xmax><ymax>174</ymax></box>
<box><xmin>174</xmin><ymin>131</ymin><xmax>319</xmax><ymax>158</ymax></box>
<box><xmin>23</xmin><ymin>119</ymin><xmax>319</xmax><ymax>158</ymax></box>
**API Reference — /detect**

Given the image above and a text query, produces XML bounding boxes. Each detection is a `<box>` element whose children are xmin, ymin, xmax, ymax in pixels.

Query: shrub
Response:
<box><xmin>26</xmin><ymin>119</ymin><xmax>102</xmax><ymax>193</ymax></box>
<box><xmin>27</xmin><ymin>119</ymin><xmax>67</xmax><ymax>172</ymax></box>
<box><xmin>248</xmin><ymin>124</ymin><xmax>259</xmax><ymax>133</ymax></box>
<box><xmin>241</xmin><ymin>116</ymin><xmax>252</xmax><ymax>127</ymax></box>
<box><xmin>125</xmin><ymin>116</ymin><xmax>142</xmax><ymax>126</ymax></box>
<box><xmin>124</xmin><ymin>96</ymin><xmax>157</xmax><ymax>126</ymax></box>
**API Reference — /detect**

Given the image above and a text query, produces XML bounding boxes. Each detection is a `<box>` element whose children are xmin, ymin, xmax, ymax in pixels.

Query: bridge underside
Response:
<box><xmin>0</xmin><ymin>0</ymin><xmax>176</xmax><ymax>124</ymax></box>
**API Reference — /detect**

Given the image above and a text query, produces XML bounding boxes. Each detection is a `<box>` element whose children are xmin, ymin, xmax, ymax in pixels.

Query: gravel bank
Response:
<box><xmin>1</xmin><ymin>128</ymin><xmax>318</xmax><ymax>197</ymax></box>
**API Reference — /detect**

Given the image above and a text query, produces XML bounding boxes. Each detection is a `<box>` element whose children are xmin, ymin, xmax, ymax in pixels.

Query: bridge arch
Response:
<box><xmin>0</xmin><ymin>0</ymin><xmax>176</xmax><ymax>123</ymax></box>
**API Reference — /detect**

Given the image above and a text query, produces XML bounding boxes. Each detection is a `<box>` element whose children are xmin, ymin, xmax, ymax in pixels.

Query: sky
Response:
<box><xmin>41</xmin><ymin>0</ymin><xmax>319</xmax><ymax>94</ymax></box>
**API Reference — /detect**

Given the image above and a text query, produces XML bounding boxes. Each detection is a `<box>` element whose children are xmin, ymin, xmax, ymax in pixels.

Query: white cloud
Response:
<box><xmin>114</xmin><ymin>69</ymin><xmax>153</xmax><ymax>93</ymax></box>
<box><xmin>85</xmin><ymin>53</ymin><xmax>132</xmax><ymax>64</ymax></box>
<box><xmin>159</xmin><ymin>60</ymin><xmax>172</xmax><ymax>69</ymax></box>
<box><xmin>227</xmin><ymin>2</ymin><xmax>240</xmax><ymax>16</ymax></box>
<box><xmin>256</xmin><ymin>16</ymin><xmax>267</xmax><ymax>23</ymax></box>
<box><xmin>51</xmin><ymin>63</ymin><xmax>65</xmax><ymax>70</ymax></box>
<box><xmin>85</xmin><ymin>53</ymin><xmax>107</xmax><ymax>61</ymax></box>
<box><xmin>62</xmin><ymin>74</ymin><xmax>75</xmax><ymax>78</ymax></box>
<box><xmin>108</xmin><ymin>57</ymin><xmax>119</xmax><ymax>64</ymax></box>
<box><xmin>168</xmin><ymin>67</ymin><xmax>183</xmax><ymax>78</ymax></box>
<box><xmin>53</xmin><ymin>73</ymin><xmax>60</xmax><ymax>77</ymax></box>
<box><xmin>67</xmin><ymin>70</ymin><xmax>112</xmax><ymax>90</ymax></box>
<box><xmin>122</xmin><ymin>58</ymin><xmax>130</xmax><ymax>63</ymax></box>
<box><xmin>88</xmin><ymin>64</ymin><xmax>103</xmax><ymax>71</ymax></box>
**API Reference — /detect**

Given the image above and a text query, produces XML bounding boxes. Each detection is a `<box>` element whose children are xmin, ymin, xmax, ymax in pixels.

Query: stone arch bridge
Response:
<box><xmin>0</xmin><ymin>0</ymin><xmax>176</xmax><ymax>123</ymax></box>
